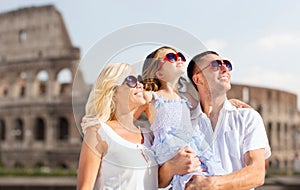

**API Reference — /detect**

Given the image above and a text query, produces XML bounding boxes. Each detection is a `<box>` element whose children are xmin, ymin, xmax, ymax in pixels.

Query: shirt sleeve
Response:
<box><xmin>83</xmin><ymin>125</ymin><xmax>108</xmax><ymax>158</ymax></box>
<box><xmin>243</xmin><ymin>109</ymin><xmax>271</xmax><ymax>159</ymax></box>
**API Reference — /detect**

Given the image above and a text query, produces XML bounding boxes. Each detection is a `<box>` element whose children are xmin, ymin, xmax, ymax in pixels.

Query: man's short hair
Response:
<box><xmin>187</xmin><ymin>51</ymin><xmax>219</xmax><ymax>91</ymax></box>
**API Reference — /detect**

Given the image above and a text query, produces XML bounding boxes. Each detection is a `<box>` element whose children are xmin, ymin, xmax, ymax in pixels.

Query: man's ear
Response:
<box><xmin>192</xmin><ymin>74</ymin><xmax>203</xmax><ymax>86</ymax></box>
<box><xmin>155</xmin><ymin>70</ymin><xmax>164</xmax><ymax>80</ymax></box>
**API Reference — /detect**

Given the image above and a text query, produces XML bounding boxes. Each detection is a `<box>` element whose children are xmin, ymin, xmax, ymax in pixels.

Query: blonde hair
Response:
<box><xmin>85</xmin><ymin>63</ymin><xmax>133</xmax><ymax>122</ymax></box>
<box><xmin>142</xmin><ymin>46</ymin><xmax>177</xmax><ymax>91</ymax></box>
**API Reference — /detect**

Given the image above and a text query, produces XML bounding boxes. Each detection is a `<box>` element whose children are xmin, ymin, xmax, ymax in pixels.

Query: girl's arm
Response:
<box><xmin>134</xmin><ymin>91</ymin><xmax>157</xmax><ymax>124</ymax></box>
<box><xmin>134</xmin><ymin>90</ymin><xmax>153</xmax><ymax>120</ymax></box>
<box><xmin>183</xmin><ymin>92</ymin><xmax>199</xmax><ymax>110</ymax></box>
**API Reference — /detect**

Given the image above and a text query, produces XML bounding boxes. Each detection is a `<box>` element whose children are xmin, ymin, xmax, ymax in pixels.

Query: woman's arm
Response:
<box><xmin>77</xmin><ymin>140</ymin><xmax>101</xmax><ymax>190</ymax></box>
<box><xmin>229</xmin><ymin>99</ymin><xmax>252</xmax><ymax>108</ymax></box>
<box><xmin>77</xmin><ymin>126</ymin><xmax>107</xmax><ymax>190</ymax></box>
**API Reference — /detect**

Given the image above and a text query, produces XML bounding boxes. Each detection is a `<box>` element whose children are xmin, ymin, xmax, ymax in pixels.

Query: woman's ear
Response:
<box><xmin>112</xmin><ymin>94</ymin><xmax>117</xmax><ymax>102</ymax></box>
<box><xmin>155</xmin><ymin>70</ymin><xmax>164</xmax><ymax>80</ymax></box>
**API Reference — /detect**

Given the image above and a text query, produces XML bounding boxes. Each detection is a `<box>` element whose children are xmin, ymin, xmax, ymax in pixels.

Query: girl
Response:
<box><xmin>142</xmin><ymin>47</ymin><xmax>227</xmax><ymax>190</ymax></box>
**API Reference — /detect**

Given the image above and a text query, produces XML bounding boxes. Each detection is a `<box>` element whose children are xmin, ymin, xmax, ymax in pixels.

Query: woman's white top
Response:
<box><xmin>91</xmin><ymin>122</ymin><xmax>158</xmax><ymax>190</ymax></box>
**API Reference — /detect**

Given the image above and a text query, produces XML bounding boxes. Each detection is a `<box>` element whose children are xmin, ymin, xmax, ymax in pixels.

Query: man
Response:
<box><xmin>159</xmin><ymin>51</ymin><xmax>271</xmax><ymax>190</ymax></box>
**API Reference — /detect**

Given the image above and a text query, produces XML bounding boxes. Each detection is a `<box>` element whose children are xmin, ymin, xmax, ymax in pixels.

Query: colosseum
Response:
<box><xmin>0</xmin><ymin>5</ymin><xmax>299</xmax><ymax>171</ymax></box>
<box><xmin>227</xmin><ymin>84</ymin><xmax>300</xmax><ymax>170</ymax></box>
<box><xmin>0</xmin><ymin>5</ymin><xmax>89</xmax><ymax>169</ymax></box>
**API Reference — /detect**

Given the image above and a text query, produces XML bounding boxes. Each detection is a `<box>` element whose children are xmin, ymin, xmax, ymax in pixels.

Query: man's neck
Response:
<box><xmin>200</xmin><ymin>93</ymin><xmax>227</xmax><ymax>131</ymax></box>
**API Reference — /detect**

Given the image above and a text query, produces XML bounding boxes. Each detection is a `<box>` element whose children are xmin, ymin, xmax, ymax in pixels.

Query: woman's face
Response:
<box><xmin>114</xmin><ymin>71</ymin><xmax>146</xmax><ymax>111</ymax></box>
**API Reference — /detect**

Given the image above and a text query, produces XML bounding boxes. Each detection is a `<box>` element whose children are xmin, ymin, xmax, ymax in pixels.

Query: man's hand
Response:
<box><xmin>185</xmin><ymin>176</ymin><xmax>215</xmax><ymax>190</ymax></box>
<box><xmin>186</xmin><ymin>149</ymin><xmax>266</xmax><ymax>190</ymax></box>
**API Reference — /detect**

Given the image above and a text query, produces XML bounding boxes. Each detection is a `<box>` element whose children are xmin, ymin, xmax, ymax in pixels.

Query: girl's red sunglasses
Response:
<box><xmin>158</xmin><ymin>52</ymin><xmax>186</xmax><ymax>68</ymax></box>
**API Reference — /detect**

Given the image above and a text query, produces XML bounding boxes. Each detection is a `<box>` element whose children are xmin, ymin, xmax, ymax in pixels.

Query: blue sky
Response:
<box><xmin>2</xmin><ymin>0</ymin><xmax>300</xmax><ymax>109</ymax></box>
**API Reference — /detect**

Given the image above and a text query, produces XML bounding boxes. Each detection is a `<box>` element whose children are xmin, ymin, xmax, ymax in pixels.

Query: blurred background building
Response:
<box><xmin>228</xmin><ymin>85</ymin><xmax>300</xmax><ymax>171</ymax></box>
<box><xmin>0</xmin><ymin>5</ymin><xmax>88</xmax><ymax>170</ymax></box>
<box><xmin>0</xmin><ymin>5</ymin><xmax>299</xmax><ymax>172</ymax></box>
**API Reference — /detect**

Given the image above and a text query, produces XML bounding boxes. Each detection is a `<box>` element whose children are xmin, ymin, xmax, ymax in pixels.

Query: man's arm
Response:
<box><xmin>186</xmin><ymin>148</ymin><xmax>266</xmax><ymax>190</ymax></box>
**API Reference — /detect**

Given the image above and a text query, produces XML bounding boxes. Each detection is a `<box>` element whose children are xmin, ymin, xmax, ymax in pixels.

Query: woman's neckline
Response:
<box><xmin>104</xmin><ymin>120</ymin><xmax>145</xmax><ymax>145</ymax></box>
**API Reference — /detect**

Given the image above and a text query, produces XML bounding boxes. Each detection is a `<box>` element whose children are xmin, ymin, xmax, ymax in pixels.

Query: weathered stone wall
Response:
<box><xmin>228</xmin><ymin>84</ymin><xmax>300</xmax><ymax>170</ymax></box>
<box><xmin>0</xmin><ymin>5</ymin><xmax>89</xmax><ymax>170</ymax></box>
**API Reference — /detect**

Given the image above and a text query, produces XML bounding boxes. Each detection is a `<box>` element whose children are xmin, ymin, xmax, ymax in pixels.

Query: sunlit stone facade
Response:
<box><xmin>0</xmin><ymin>5</ymin><xmax>88</xmax><ymax>169</ymax></box>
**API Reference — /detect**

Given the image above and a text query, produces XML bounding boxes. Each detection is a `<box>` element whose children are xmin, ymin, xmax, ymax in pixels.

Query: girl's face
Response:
<box><xmin>157</xmin><ymin>49</ymin><xmax>186</xmax><ymax>78</ymax></box>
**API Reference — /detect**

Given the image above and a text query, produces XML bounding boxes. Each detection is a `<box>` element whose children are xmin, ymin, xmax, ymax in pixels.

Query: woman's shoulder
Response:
<box><xmin>83</xmin><ymin>122</ymin><xmax>108</xmax><ymax>157</ymax></box>
<box><xmin>85</xmin><ymin>123</ymin><xmax>101</xmax><ymax>133</ymax></box>
<box><xmin>81</xmin><ymin>116</ymin><xmax>101</xmax><ymax>134</ymax></box>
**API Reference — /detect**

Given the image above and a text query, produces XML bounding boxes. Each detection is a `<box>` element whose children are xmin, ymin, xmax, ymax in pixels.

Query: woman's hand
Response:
<box><xmin>229</xmin><ymin>99</ymin><xmax>251</xmax><ymax>108</ymax></box>
<box><xmin>170</xmin><ymin>146</ymin><xmax>201</xmax><ymax>175</ymax></box>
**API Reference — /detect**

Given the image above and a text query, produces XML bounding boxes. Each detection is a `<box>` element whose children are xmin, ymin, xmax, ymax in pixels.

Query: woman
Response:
<box><xmin>77</xmin><ymin>63</ymin><xmax>158</xmax><ymax>190</ymax></box>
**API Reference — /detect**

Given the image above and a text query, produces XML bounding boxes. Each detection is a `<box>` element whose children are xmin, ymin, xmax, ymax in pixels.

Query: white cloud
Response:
<box><xmin>257</xmin><ymin>33</ymin><xmax>300</xmax><ymax>50</ymax></box>
<box><xmin>205</xmin><ymin>39</ymin><xmax>227</xmax><ymax>51</ymax></box>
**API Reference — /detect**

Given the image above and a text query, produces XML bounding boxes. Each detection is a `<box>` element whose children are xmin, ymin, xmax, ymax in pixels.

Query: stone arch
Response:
<box><xmin>277</xmin><ymin>122</ymin><xmax>281</xmax><ymax>150</ymax></box>
<box><xmin>57</xmin><ymin>117</ymin><xmax>69</xmax><ymax>141</ymax></box>
<box><xmin>57</xmin><ymin>68</ymin><xmax>72</xmax><ymax>83</ymax></box>
<box><xmin>17</xmin><ymin>71</ymin><xmax>27</xmax><ymax>97</ymax></box>
<box><xmin>257</xmin><ymin>104</ymin><xmax>263</xmax><ymax>115</ymax></box>
<box><xmin>292</xmin><ymin>125</ymin><xmax>297</xmax><ymax>149</ymax></box>
<box><xmin>284</xmin><ymin>159</ymin><xmax>288</xmax><ymax>169</ymax></box>
<box><xmin>14</xmin><ymin>161</ymin><xmax>24</xmax><ymax>169</ymax></box>
<box><xmin>36</xmin><ymin>70</ymin><xmax>49</xmax><ymax>96</ymax></box>
<box><xmin>284</xmin><ymin>123</ymin><xmax>288</xmax><ymax>148</ymax></box>
<box><xmin>57</xmin><ymin>162</ymin><xmax>68</xmax><ymax>169</ymax></box>
<box><xmin>242</xmin><ymin>87</ymin><xmax>249</xmax><ymax>103</ymax></box>
<box><xmin>273</xmin><ymin>157</ymin><xmax>280</xmax><ymax>169</ymax></box>
<box><xmin>34</xmin><ymin>162</ymin><xmax>45</xmax><ymax>169</ymax></box>
<box><xmin>34</xmin><ymin>117</ymin><xmax>45</xmax><ymax>141</ymax></box>
<box><xmin>56</xmin><ymin>68</ymin><xmax>72</xmax><ymax>95</ymax></box>
<box><xmin>0</xmin><ymin>119</ymin><xmax>5</xmax><ymax>141</ymax></box>
<box><xmin>0</xmin><ymin>76</ymin><xmax>8</xmax><ymax>97</ymax></box>
<box><xmin>267</xmin><ymin>122</ymin><xmax>272</xmax><ymax>148</ymax></box>
<box><xmin>19</xmin><ymin>29</ymin><xmax>27</xmax><ymax>43</ymax></box>
<box><xmin>14</xmin><ymin>118</ymin><xmax>24</xmax><ymax>141</ymax></box>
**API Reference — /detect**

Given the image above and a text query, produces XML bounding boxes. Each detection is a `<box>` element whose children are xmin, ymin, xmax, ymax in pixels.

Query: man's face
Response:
<box><xmin>195</xmin><ymin>53</ymin><xmax>232</xmax><ymax>96</ymax></box>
